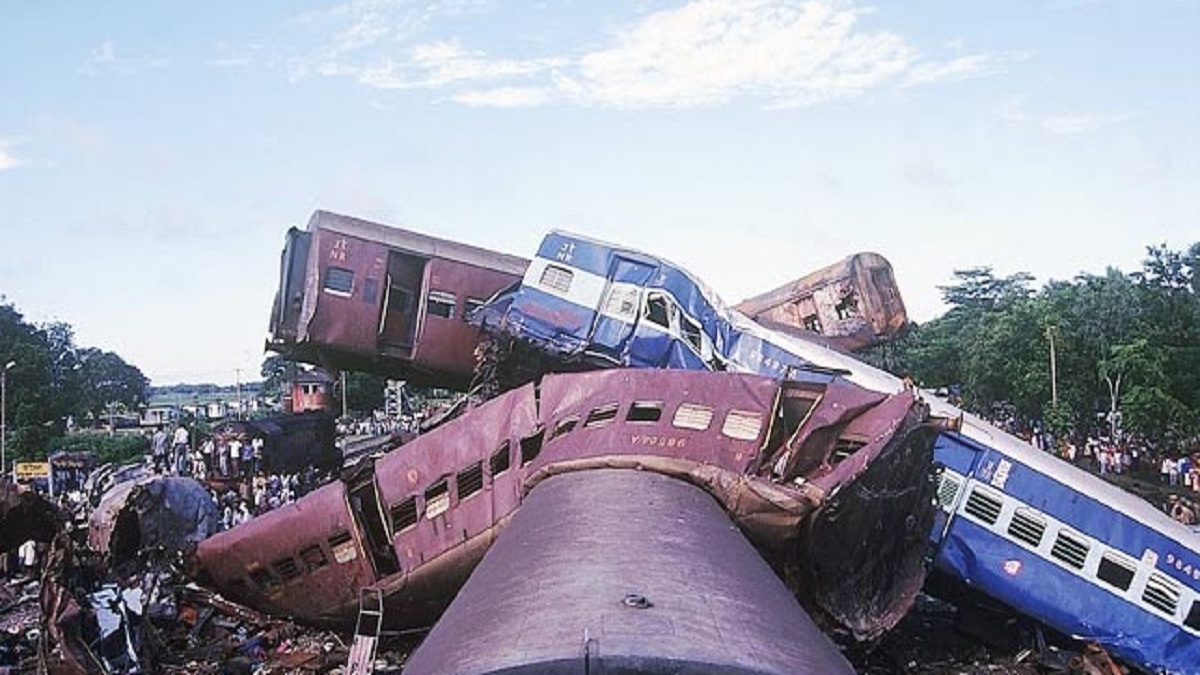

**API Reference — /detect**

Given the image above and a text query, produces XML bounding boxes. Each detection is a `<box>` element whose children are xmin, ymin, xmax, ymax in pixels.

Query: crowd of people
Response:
<box><xmin>147</xmin><ymin>424</ymin><xmax>324</xmax><ymax>532</ymax></box>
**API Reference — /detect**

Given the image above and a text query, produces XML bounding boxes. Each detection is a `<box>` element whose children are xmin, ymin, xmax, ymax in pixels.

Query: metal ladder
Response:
<box><xmin>347</xmin><ymin>586</ymin><xmax>385</xmax><ymax>675</ymax></box>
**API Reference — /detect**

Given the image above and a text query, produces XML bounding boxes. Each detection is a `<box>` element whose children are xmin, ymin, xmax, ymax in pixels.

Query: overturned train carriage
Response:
<box><xmin>190</xmin><ymin>368</ymin><xmax>940</xmax><ymax>645</ymax></box>
<box><xmin>267</xmin><ymin>210</ymin><xmax>528</xmax><ymax>387</ymax></box>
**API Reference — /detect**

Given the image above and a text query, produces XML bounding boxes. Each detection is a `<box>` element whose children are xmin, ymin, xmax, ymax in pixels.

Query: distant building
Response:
<box><xmin>288</xmin><ymin>369</ymin><xmax>335</xmax><ymax>414</ymax></box>
<box><xmin>140</xmin><ymin>405</ymin><xmax>179</xmax><ymax>428</ymax></box>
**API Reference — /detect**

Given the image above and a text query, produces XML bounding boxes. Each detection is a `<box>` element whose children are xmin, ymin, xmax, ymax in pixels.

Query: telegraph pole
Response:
<box><xmin>1045</xmin><ymin>325</ymin><xmax>1059</xmax><ymax>407</ymax></box>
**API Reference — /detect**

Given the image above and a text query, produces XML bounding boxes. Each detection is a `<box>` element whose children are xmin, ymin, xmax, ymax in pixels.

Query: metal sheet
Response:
<box><xmin>404</xmin><ymin>469</ymin><xmax>856</xmax><ymax>675</ymax></box>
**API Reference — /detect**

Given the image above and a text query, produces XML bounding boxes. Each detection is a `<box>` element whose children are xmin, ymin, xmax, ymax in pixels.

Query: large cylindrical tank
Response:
<box><xmin>403</xmin><ymin>468</ymin><xmax>854</xmax><ymax>675</ymax></box>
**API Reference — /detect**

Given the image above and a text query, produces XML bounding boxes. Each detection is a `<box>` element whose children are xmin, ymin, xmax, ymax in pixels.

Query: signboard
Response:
<box><xmin>15</xmin><ymin>462</ymin><xmax>50</xmax><ymax>480</ymax></box>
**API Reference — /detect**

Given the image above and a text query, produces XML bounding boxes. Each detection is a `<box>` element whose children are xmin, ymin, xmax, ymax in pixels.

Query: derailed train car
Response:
<box><xmin>734</xmin><ymin>251</ymin><xmax>908</xmax><ymax>352</ymax></box>
<box><xmin>266</xmin><ymin>210</ymin><xmax>527</xmax><ymax>387</ymax></box>
<box><xmin>191</xmin><ymin>368</ymin><xmax>940</xmax><ymax>651</ymax></box>
<box><xmin>470</xmin><ymin>229</ymin><xmax>1200</xmax><ymax>674</ymax></box>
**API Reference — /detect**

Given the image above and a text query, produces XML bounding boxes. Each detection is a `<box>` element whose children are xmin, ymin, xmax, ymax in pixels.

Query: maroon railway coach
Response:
<box><xmin>190</xmin><ymin>368</ymin><xmax>939</xmax><ymax>642</ymax></box>
<box><xmin>267</xmin><ymin>210</ymin><xmax>528</xmax><ymax>386</ymax></box>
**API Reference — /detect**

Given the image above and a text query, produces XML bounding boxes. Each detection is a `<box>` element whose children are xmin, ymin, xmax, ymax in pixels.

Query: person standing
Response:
<box><xmin>151</xmin><ymin>427</ymin><xmax>168</xmax><ymax>473</ymax></box>
<box><xmin>172</xmin><ymin>425</ymin><xmax>190</xmax><ymax>476</ymax></box>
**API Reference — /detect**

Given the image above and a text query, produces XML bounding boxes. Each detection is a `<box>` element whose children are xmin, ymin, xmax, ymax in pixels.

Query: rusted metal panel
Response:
<box><xmin>192</xmin><ymin>482</ymin><xmax>376</xmax><ymax>624</ymax></box>
<box><xmin>404</xmin><ymin>469</ymin><xmax>856</xmax><ymax>675</ymax></box>
<box><xmin>735</xmin><ymin>252</ymin><xmax>908</xmax><ymax>351</ymax></box>
<box><xmin>410</xmin><ymin>256</ymin><xmax>522</xmax><ymax>376</ymax></box>
<box><xmin>374</xmin><ymin>381</ymin><xmax>538</xmax><ymax>574</ymax></box>
<box><xmin>534</xmin><ymin>369</ymin><xmax>778</xmax><ymax>475</ymax></box>
<box><xmin>305</xmin><ymin>227</ymin><xmax>388</xmax><ymax>356</ymax></box>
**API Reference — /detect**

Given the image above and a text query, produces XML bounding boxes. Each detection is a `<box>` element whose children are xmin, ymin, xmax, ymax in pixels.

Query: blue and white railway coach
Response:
<box><xmin>472</xmin><ymin>230</ymin><xmax>812</xmax><ymax>379</ymax></box>
<box><xmin>471</xmin><ymin>229</ymin><xmax>1200</xmax><ymax>674</ymax></box>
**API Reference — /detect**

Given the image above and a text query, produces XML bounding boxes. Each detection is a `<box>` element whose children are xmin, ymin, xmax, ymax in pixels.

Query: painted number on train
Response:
<box><xmin>630</xmin><ymin>434</ymin><xmax>687</xmax><ymax>449</ymax></box>
<box><xmin>330</xmin><ymin>237</ymin><xmax>349</xmax><ymax>262</ymax></box>
<box><xmin>555</xmin><ymin>241</ymin><xmax>576</xmax><ymax>263</ymax></box>
<box><xmin>1165</xmin><ymin>552</ymin><xmax>1200</xmax><ymax>581</ymax></box>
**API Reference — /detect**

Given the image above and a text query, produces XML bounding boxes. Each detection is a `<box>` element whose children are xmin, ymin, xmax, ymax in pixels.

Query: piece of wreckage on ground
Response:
<box><xmin>1</xmin><ymin>477</ymin><xmax>371</xmax><ymax>674</ymax></box>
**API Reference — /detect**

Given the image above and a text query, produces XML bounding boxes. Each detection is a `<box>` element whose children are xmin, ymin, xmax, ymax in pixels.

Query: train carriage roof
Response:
<box><xmin>308</xmin><ymin>210</ymin><xmax>529</xmax><ymax>275</ymax></box>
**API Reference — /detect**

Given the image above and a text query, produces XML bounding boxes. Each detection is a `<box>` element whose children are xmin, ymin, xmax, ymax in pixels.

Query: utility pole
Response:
<box><xmin>1045</xmin><ymin>325</ymin><xmax>1059</xmax><ymax>407</ymax></box>
<box><xmin>2</xmin><ymin>361</ymin><xmax>15</xmax><ymax>481</ymax></box>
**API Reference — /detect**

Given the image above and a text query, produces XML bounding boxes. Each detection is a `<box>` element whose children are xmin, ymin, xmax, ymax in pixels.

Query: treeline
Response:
<box><xmin>864</xmin><ymin>242</ymin><xmax>1200</xmax><ymax>450</ymax></box>
<box><xmin>0</xmin><ymin>299</ymin><xmax>149</xmax><ymax>460</ymax></box>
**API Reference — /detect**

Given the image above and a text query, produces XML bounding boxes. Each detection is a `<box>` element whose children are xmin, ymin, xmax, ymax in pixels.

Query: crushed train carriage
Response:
<box><xmin>468</xmin><ymin>229</ymin><xmax>1200</xmax><ymax>675</ymax></box>
<box><xmin>190</xmin><ymin>367</ymin><xmax>941</xmax><ymax>653</ymax></box>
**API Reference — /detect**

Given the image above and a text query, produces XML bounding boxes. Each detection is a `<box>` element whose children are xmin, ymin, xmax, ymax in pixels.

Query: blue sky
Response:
<box><xmin>1</xmin><ymin>0</ymin><xmax>1197</xmax><ymax>385</ymax></box>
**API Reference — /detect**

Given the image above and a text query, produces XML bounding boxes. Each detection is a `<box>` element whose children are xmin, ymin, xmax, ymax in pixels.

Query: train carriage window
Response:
<box><xmin>673</xmin><ymin>404</ymin><xmax>713</xmax><ymax>431</ymax></box>
<box><xmin>1185</xmin><ymin>599</ymin><xmax>1200</xmax><ymax>631</ymax></box>
<box><xmin>323</xmin><ymin>267</ymin><xmax>355</xmax><ymax>296</ymax></box>
<box><xmin>549</xmin><ymin>417</ymin><xmax>579</xmax><ymax>441</ymax></box>
<box><xmin>802</xmin><ymin>314</ymin><xmax>823</xmax><ymax>333</ymax></box>
<box><xmin>1096</xmin><ymin>551</ymin><xmax>1137</xmax><ymax>592</ymax></box>
<box><xmin>520</xmin><ymin>431</ymin><xmax>544</xmax><ymax>466</ymax></box>
<box><xmin>457</xmin><ymin>462</ymin><xmax>484</xmax><ymax>500</ymax></box>
<box><xmin>272</xmin><ymin>556</ymin><xmax>302</xmax><ymax>582</ymax></box>
<box><xmin>963</xmin><ymin>486</ymin><xmax>1003</xmax><ymax>526</ymax></box>
<box><xmin>937</xmin><ymin>473</ymin><xmax>962</xmax><ymax>510</ymax></box>
<box><xmin>427</xmin><ymin>291</ymin><xmax>456</xmax><ymax>319</ymax></box>
<box><xmin>425</xmin><ymin>478</ymin><xmax>450</xmax><ymax>519</ymax></box>
<box><xmin>299</xmin><ymin>544</ymin><xmax>328</xmax><ymax>572</ymax></box>
<box><xmin>1050</xmin><ymin>530</ymin><xmax>1090</xmax><ymax>570</ymax></box>
<box><xmin>681</xmin><ymin>316</ymin><xmax>703</xmax><ymax>352</ymax></box>
<box><xmin>834</xmin><ymin>294</ymin><xmax>858</xmax><ymax>320</ymax></box>
<box><xmin>584</xmin><ymin>404</ymin><xmax>619</xmax><ymax>428</ymax></box>
<box><xmin>390</xmin><ymin>496</ymin><xmax>419</xmax><ymax>533</ymax></box>
<box><xmin>327</xmin><ymin>530</ymin><xmax>357</xmax><ymax>564</ymax></box>
<box><xmin>248</xmin><ymin>567</ymin><xmax>281</xmax><ymax>594</ymax></box>
<box><xmin>1142</xmin><ymin>572</ymin><xmax>1181</xmax><ymax>616</ymax></box>
<box><xmin>628</xmin><ymin>401</ymin><xmax>663</xmax><ymax>423</ymax></box>
<box><xmin>1007</xmin><ymin>508</ymin><xmax>1047</xmax><ymax>548</ymax></box>
<box><xmin>722</xmin><ymin>410</ymin><xmax>763</xmax><ymax>441</ymax></box>
<box><xmin>490</xmin><ymin>441</ymin><xmax>512</xmax><ymax>476</ymax></box>
<box><xmin>363</xmin><ymin>278</ymin><xmax>379</xmax><ymax>304</ymax></box>
<box><xmin>645</xmin><ymin>293</ymin><xmax>671</xmax><ymax>328</ymax></box>
<box><xmin>539</xmin><ymin>265</ymin><xmax>573</xmax><ymax>293</ymax></box>
<box><xmin>831</xmin><ymin>436</ymin><xmax>866</xmax><ymax>465</ymax></box>
<box><xmin>604</xmin><ymin>285</ymin><xmax>640</xmax><ymax>320</ymax></box>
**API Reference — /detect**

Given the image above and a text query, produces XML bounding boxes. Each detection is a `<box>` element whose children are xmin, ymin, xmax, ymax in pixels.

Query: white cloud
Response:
<box><xmin>902</xmin><ymin>53</ymin><xmax>1008</xmax><ymax>88</ymax></box>
<box><xmin>452</xmin><ymin>86</ymin><xmax>548</xmax><ymax>107</ymax></box>
<box><xmin>299</xmin><ymin>0</ymin><xmax>1008</xmax><ymax>109</ymax></box>
<box><xmin>1041</xmin><ymin>112</ymin><xmax>1131</xmax><ymax>135</ymax></box>
<box><xmin>86</xmin><ymin>40</ymin><xmax>169</xmax><ymax>74</ymax></box>
<box><xmin>94</xmin><ymin>41</ymin><xmax>116</xmax><ymax>64</ymax></box>
<box><xmin>0</xmin><ymin>137</ymin><xmax>25</xmax><ymax>171</ymax></box>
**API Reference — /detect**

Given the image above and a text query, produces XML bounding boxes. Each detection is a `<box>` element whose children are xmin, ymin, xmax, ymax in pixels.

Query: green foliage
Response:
<box><xmin>1</xmin><ymin>297</ymin><xmax>150</xmax><ymax>461</ymax></box>
<box><xmin>892</xmin><ymin>242</ymin><xmax>1200</xmax><ymax>449</ymax></box>
<box><xmin>49</xmin><ymin>431</ymin><xmax>150</xmax><ymax>465</ymax></box>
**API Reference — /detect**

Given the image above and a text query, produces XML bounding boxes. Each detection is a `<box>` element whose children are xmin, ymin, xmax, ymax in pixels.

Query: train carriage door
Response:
<box><xmin>380</xmin><ymin>251</ymin><xmax>426</xmax><ymax>354</ymax></box>
<box><xmin>590</xmin><ymin>256</ymin><xmax>657</xmax><ymax>362</ymax></box>
<box><xmin>347</xmin><ymin>471</ymin><xmax>401</xmax><ymax>578</ymax></box>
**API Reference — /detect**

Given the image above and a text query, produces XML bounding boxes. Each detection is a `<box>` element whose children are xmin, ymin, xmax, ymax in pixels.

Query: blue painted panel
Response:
<box><xmin>936</xmin><ymin>519</ymin><xmax>1199</xmax><ymax>674</ymax></box>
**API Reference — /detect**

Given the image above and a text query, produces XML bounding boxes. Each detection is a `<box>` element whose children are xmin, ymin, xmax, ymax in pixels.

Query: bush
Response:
<box><xmin>49</xmin><ymin>431</ymin><xmax>150</xmax><ymax>465</ymax></box>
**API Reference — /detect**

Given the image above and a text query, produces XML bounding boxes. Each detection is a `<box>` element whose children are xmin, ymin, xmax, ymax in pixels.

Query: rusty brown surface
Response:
<box><xmin>735</xmin><ymin>252</ymin><xmax>908</xmax><ymax>351</ymax></box>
